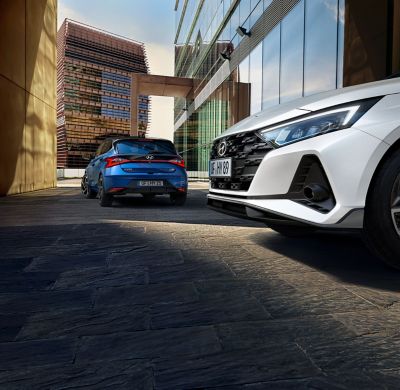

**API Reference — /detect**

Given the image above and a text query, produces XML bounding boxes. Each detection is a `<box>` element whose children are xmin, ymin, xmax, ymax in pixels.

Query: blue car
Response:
<box><xmin>81</xmin><ymin>137</ymin><xmax>188</xmax><ymax>207</ymax></box>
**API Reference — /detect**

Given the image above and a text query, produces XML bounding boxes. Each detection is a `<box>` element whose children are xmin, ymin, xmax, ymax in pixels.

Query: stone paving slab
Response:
<box><xmin>109</xmin><ymin>249</ymin><xmax>184</xmax><ymax>267</ymax></box>
<box><xmin>215</xmin><ymin>316</ymin><xmax>355</xmax><ymax>351</ymax></box>
<box><xmin>25</xmin><ymin>254</ymin><xmax>107</xmax><ymax>273</ymax></box>
<box><xmin>0</xmin><ymin>290</ymin><xmax>94</xmax><ymax>315</ymax></box>
<box><xmin>333</xmin><ymin>309</ymin><xmax>400</xmax><ymax>336</ymax></box>
<box><xmin>148</xmin><ymin>262</ymin><xmax>235</xmax><ymax>283</ymax></box>
<box><xmin>153</xmin><ymin>346</ymin><xmax>320</xmax><ymax>389</ymax></box>
<box><xmin>1</xmin><ymin>187</ymin><xmax>400</xmax><ymax>388</ymax></box>
<box><xmin>95</xmin><ymin>282</ymin><xmax>199</xmax><ymax>307</ymax></box>
<box><xmin>255</xmin><ymin>288</ymin><xmax>376</xmax><ymax>318</ymax></box>
<box><xmin>0</xmin><ymin>314</ymin><xmax>27</xmax><ymax>342</ymax></box>
<box><xmin>0</xmin><ymin>360</ymin><xmax>153</xmax><ymax>389</ymax></box>
<box><xmin>16</xmin><ymin>305</ymin><xmax>150</xmax><ymax>340</ymax></box>
<box><xmin>0</xmin><ymin>272</ymin><xmax>56</xmax><ymax>293</ymax></box>
<box><xmin>0</xmin><ymin>338</ymin><xmax>76</xmax><ymax>370</ymax></box>
<box><xmin>205</xmin><ymin>371</ymin><xmax>400</xmax><ymax>389</ymax></box>
<box><xmin>53</xmin><ymin>266</ymin><xmax>148</xmax><ymax>289</ymax></box>
<box><xmin>150</xmin><ymin>295</ymin><xmax>271</xmax><ymax>329</ymax></box>
<box><xmin>76</xmin><ymin>326</ymin><xmax>221</xmax><ymax>363</ymax></box>
<box><xmin>0</xmin><ymin>258</ymin><xmax>33</xmax><ymax>273</ymax></box>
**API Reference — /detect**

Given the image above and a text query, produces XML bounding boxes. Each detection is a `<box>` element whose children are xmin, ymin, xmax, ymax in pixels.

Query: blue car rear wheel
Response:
<box><xmin>170</xmin><ymin>192</ymin><xmax>187</xmax><ymax>206</ymax></box>
<box><xmin>98</xmin><ymin>175</ymin><xmax>113</xmax><ymax>207</ymax></box>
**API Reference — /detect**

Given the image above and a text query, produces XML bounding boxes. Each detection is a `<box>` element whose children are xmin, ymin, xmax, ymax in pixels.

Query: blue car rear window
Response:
<box><xmin>115</xmin><ymin>140</ymin><xmax>176</xmax><ymax>155</ymax></box>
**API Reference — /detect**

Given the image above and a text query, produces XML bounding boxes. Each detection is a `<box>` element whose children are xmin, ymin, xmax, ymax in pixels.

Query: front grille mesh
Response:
<box><xmin>210</xmin><ymin>131</ymin><xmax>273</xmax><ymax>191</ymax></box>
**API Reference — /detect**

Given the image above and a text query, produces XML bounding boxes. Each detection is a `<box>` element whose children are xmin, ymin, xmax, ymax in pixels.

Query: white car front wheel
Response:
<box><xmin>363</xmin><ymin>149</ymin><xmax>400</xmax><ymax>269</ymax></box>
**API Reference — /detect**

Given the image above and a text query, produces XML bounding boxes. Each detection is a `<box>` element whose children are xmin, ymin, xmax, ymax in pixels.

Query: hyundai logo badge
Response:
<box><xmin>217</xmin><ymin>141</ymin><xmax>227</xmax><ymax>157</ymax></box>
<box><xmin>146</xmin><ymin>155</ymin><xmax>155</xmax><ymax>160</ymax></box>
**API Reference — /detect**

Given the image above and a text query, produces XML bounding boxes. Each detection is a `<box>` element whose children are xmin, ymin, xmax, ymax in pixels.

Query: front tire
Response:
<box><xmin>98</xmin><ymin>175</ymin><xmax>113</xmax><ymax>207</ymax></box>
<box><xmin>170</xmin><ymin>192</ymin><xmax>187</xmax><ymax>206</ymax></box>
<box><xmin>363</xmin><ymin>149</ymin><xmax>400</xmax><ymax>270</ymax></box>
<box><xmin>81</xmin><ymin>174</ymin><xmax>97</xmax><ymax>199</ymax></box>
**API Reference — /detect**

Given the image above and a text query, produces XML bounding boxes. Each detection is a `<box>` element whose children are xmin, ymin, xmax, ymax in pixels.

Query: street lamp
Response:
<box><xmin>236</xmin><ymin>26</ymin><xmax>251</xmax><ymax>37</ymax></box>
<box><xmin>219</xmin><ymin>51</ymin><xmax>231</xmax><ymax>61</ymax></box>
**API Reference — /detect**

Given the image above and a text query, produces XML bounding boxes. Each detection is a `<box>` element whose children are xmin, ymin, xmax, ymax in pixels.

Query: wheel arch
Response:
<box><xmin>366</xmin><ymin>137</ymin><xmax>400</xmax><ymax>203</ymax></box>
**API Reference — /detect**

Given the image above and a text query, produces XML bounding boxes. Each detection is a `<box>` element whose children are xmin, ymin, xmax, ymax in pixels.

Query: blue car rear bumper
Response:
<box><xmin>102</xmin><ymin>163</ymin><xmax>188</xmax><ymax>194</ymax></box>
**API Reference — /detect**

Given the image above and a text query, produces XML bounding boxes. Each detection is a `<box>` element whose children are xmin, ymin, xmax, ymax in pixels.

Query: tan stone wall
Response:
<box><xmin>0</xmin><ymin>0</ymin><xmax>57</xmax><ymax>196</ymax></box>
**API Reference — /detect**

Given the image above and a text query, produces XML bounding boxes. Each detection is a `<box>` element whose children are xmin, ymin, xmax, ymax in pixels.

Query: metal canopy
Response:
<box><xmin>130</xmin><ymin>73</ymin><xmax>194</xmax><ymax>135</ymax></box>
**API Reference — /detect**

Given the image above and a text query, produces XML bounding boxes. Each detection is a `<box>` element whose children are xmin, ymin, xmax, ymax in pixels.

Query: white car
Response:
<box><xmin>208</xmin><ymin>77</ymin><xmax>400</xmax><ymax>269</ymax></box>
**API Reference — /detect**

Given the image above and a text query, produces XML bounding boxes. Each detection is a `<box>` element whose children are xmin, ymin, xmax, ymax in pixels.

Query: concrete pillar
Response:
<box><xmin>0</xmin><ymin>0</ymin><xmax>57</xmax><ymax>196</ymax></box>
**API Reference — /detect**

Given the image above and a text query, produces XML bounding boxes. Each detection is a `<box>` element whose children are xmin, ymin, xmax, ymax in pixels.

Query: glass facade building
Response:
<box><xmin>57</xmin><ymin>20</ymin><xmax>150</xmax><ymax>168</ymax></box>
<box><xmin>174</xmin><ymin>0</ymin><xmax>399</xmax><ymax>176</ymax></box>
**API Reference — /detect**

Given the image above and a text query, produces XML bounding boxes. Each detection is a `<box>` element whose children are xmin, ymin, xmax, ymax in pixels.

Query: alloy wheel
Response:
<box><xmin>98</xmin><ymin>178</ymin><xmax>104</xmax><ymax>200</ymax></box>
<box><xmin>391</xmin><ymin>173</ymin><xmax>400</xmax><ymax>237</ymax></box>
<box><xmin>81</xmin><ymin>175</ymin><xmax>89</xmax><ymax>196</ymax></box>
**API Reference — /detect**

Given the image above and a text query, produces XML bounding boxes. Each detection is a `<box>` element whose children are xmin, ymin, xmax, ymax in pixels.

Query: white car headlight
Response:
<box><xmin>258</xmin><ymin>98</ymin><xmax>381</xmax><ymax>147</ymax></box>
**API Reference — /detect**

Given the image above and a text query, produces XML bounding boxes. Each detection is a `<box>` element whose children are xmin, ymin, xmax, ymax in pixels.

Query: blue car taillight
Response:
<box><xmin>168</xmin><ymin>158</ymin><xmax>185</xmax><ymax>168</ymax></box>
<box><xmin>105</xmin><ymin>156</ymin><xmax>185</xmax><ymax>169</ymax></box>
<box><xmin>105</xmin><ymin>157</ymin><xmax>131</xmax><ymax>168</ymax></box>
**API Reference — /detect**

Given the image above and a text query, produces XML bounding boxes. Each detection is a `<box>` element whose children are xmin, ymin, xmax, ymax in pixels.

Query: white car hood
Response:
<box><xmin>217</xmin><ymin>78</ymin><xmax>400</xmax><ymax>139</ymax></box>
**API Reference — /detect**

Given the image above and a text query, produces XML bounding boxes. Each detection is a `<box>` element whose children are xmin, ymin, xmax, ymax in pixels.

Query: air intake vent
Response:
<box><xmin>288</xmin><ymin>155</ymin><xmax>336</xmax><ymax>213</ymax></box>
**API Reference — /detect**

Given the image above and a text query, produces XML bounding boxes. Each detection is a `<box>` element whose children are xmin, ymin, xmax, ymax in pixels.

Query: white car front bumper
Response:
<box><xmin>208</xmin><ymin>128</ymin><xmax>389</xmax><ymax>228</ymax></box>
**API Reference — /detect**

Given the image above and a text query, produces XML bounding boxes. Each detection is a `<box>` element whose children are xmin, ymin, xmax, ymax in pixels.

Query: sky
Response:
<box><xmin>58</xmin><ymin>0</ymin><xmax>176</xmax><ymax>140</ymax></box>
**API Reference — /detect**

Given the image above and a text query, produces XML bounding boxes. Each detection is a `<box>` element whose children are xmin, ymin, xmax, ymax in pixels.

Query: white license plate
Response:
<box><xmin>209</xmin><ymin>158</ymin><xmax>232</xmax><ymax>178</ymax></box>
<box><xmin>139</xmin><ymin>180</ymin><xmax>164</xmax><ymax>187</ymax></box>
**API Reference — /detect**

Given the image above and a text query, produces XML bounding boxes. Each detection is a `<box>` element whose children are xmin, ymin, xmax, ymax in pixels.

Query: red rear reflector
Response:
<box><xmin>169</xmin><ymin>158</ymin><xmax>185</xmax><ymax>168</ymax></box>
<box><xmin>109</xmin><ymin>187</ymin><xmax>126</xmax><ymax>193</ymax></box>
<box><xmin>105</xmin><ymin>157</ymin><xmax>130</xmax><ymax>168</ymax></box>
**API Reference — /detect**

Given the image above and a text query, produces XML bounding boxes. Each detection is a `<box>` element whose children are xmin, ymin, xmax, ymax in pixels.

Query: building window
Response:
<box><xmin>250</xmin><ymin>0</ymin><xmax>263</xmax><ymax>28</ymax></box>
<box><xmin>264</xmin><ymin>0</ymin><xmax>272</xmax><ymax>10</ymax></box>
<box><xmin>304</xmin><ymin>0</ymin><xmax>338</xmax><ymax>96</ymax></box>
<box><xmin>249</xmin><ymin>43</ymin><xmax>263</xmax><ymax>115</ymax></box>
<box><xmin>262</xmin><ymin>24</ymin><xmax>280</xmax><ymax>109</ymax></box>
<box><xmin>280</xmin><ymin>0</ymin><xmax>304</xmax><ymax>103</ymax></box>
<box><xmin>337</xmin><ymin>0</ymin><xmax>345</xmax><ymax>88</ymax></box>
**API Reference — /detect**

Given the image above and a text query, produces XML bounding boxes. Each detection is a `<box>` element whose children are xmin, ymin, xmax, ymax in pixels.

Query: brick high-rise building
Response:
<box><xmin>57</xmin><ymin>19</ymin><xmax>150</xmax><ymax>169</ymax></box>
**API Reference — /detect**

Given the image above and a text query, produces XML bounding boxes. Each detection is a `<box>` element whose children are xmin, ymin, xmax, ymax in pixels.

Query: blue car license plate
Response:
<box><xmin>139</xmin><ymin>180</ymin><xmax>164</xmax><ymax>187</ymax></box>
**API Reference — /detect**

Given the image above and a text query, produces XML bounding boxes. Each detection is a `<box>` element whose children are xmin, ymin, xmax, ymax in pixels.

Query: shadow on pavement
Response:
<box><xmin>2</xmin><ymin>187</ymin><xmax>400</xmax><ymax>387</ymax></box>
<box><xmin>251</xmin><ymin>230</ymin><xmax>400</xmax><ymax>291</ymax></box>
<box><xmin>0</xmin><ymin>188</ymin><xmax>265</xmax><ymax>229</ymax></box>
<box><xmin>0</xmin><ymin>218</ymin><xmax>400</xmax><ymax>386</ymax></box>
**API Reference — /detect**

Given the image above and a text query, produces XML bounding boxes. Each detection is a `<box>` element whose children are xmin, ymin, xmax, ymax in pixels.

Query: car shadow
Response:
<box><xmin>112</xmin><ymin>194</ymin><xmax>184</xmax><ymax>208</ymax></box>
<box><xmin>251</xmin><ymin>230</ymin><xmax>400</xmax><ymax>292</ymax></box>
<box><xmin>109</xmin><ymin>194</ymin><xmax>265</xmax><ymax>228</ymax></box>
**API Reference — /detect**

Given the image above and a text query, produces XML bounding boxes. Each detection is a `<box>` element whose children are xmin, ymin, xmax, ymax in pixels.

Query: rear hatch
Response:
<box><xmin>108</xmin><ymin>139</ymin><xmax>184</xmax><ymax>173</ymax></box>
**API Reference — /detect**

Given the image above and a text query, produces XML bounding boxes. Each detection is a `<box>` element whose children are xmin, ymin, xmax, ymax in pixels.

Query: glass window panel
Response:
<box><xmin>250</xmin><ymin>43</ymin><xmax>263</xmax><ymax>114</ymax></box>
<box><xmin>230</xmin><ymin>6</ymin><xmax>240</xmax><ymax>49</ymax></box>
<box><xmin>280</xmin><ymin>0</ymin><xmax>304</xmax><ymax>103</ymax></box>
<box><xmin>304</xmin><ymin>0</ymin><xmax>338</xmax><ymax>96</ymax></box>
<box><xmin>238</xmin><ymin>56</ymin><xmax>250</xmax><ymax>119</ymax></box>
<box><xmin>240</xmin><ymin>0</ymin><xmax>251</xmax><ymax>26</ymax></box>
<box><xmin>264</xmin><ymin>0</ymin><xmax>272</xmax><ymax>10</ymax></box>
<box><xmin>238</xmin><ymin>56</ymin><xmax>249</xmax><ymax>83</ymax></box>
<box><xmin>223</xmin><ymin>0</ymin><xmax>231</xmax><ymax>15</ymax></box>
<box><xmin>262</xmin><ymin>24</ymin><xmax>280</xmax><ymax>109</ymax></box>
<box><xmin>337</xmin><ymin>0</ymin><xmax>345</xmax><ymax>88</ymax></box>
<box><xmin>250</xmin><ymin>0</ymin><xmax>263</xmax><ymax>28</ymax></box>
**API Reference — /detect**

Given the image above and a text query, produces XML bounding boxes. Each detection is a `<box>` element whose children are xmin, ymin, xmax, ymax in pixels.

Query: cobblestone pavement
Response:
<box><xmin>1</xmin><ymin>184</ymin><xmax>400</xmax><ymax>389</ymax></box>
